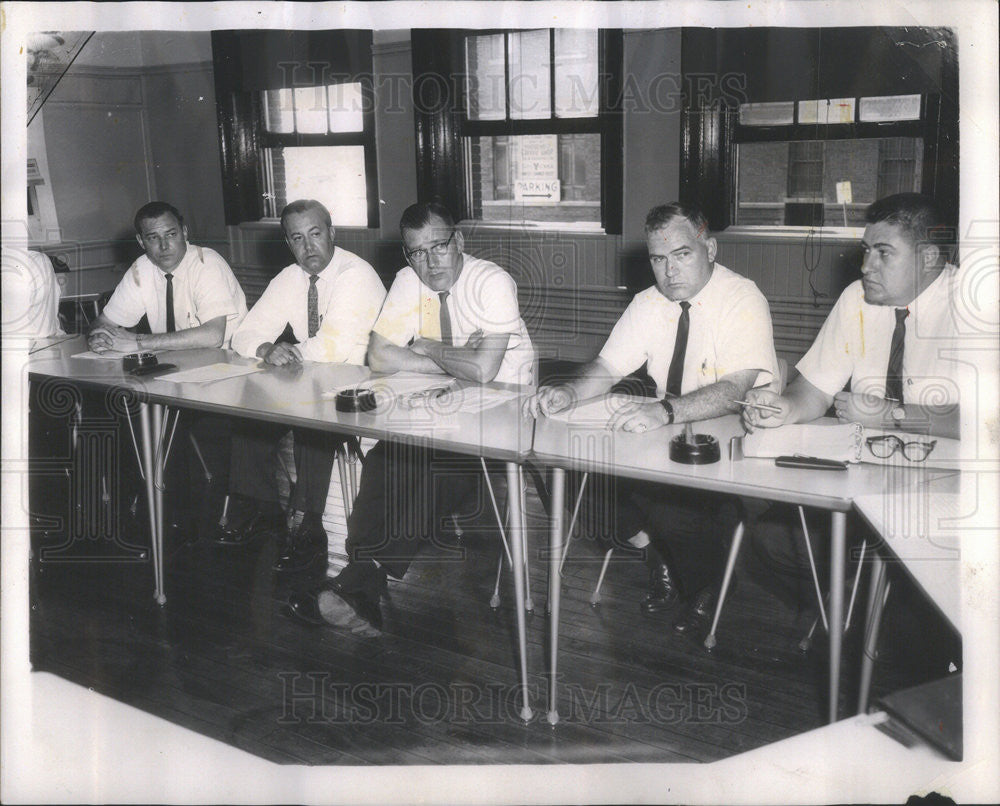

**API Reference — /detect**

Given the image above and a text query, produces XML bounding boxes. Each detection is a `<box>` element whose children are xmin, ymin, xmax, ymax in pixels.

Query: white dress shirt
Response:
<box><xmin>1</xmin><ymin>247</ymin><xmax>64</xmax><ymax>338</ymax></box>
<box><xmin>796</xmin><ymin>267</ymin><xmax>961</xmax><ymax>406</ymax></box>
<box><xmin>231</xmin><ymin>247</ymin><xmax>386</xmax><ymax>365</ymax></box>
<box><xmin>102</xmin><ymin>244</ymin><xmax>247</xmax><ymax>346</ymax></box>
<box><xmin>372</xmin><ymin>254</ymin><xmax>535</xmax><ymax>385</ymax></box>
<box><xmin>599</xmin><ymin>263</ymin><xmax>778</xmax><ymax>396</ymax></box>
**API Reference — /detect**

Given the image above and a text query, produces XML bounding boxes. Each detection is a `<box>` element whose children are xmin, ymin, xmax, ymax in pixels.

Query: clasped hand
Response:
<box><xmin>88</xmin><ymin>324</ymin><xmax>139</xmax><ymax>354</ymax></box>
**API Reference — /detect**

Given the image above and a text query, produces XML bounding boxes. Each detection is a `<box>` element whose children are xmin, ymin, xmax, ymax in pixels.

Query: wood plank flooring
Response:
<box><xmin>28</xmin><ymin>466</ymin><xmax>960</xmax><ymax>767</ymax></box>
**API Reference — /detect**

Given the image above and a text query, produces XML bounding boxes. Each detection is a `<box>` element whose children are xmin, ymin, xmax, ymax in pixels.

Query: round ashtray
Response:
<box><xmin>669</xmin><ymin>433</ymin><xmax>721</xmax><ymax>465</ymax></box>
<box><xmin>123</xmin><ymin>352</ymin><xmax>158</xmax><ymax>373</ymax></box>
<box><xmin>335</xmin><ymin>388</ymin><xmax>377</xmax><ymax>413</ymax></box>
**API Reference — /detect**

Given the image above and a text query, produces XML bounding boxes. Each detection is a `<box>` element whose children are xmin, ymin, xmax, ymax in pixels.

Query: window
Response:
<box><xmin>733</xmin><ymin>99</ymin><xmax>927</xmax><ymax>228</ymax></box>
<box><xmin>679</xmin><ymin>27</ymin><xmax>958</xmax><ymax>231</ymax></box>
<box><xmin>258</xmin><ymin>83</ymin><xmax>370</xmax><ymax>226</ymax></box>
<box><xmin>211</xmin><ymin>30</ymin><xmax>378</xmax><ymax>228</ymax></box>
<box><xmin>411</xmin><ymin>29</ymin><xmax>623</xmax><ymax>233</ymax></box>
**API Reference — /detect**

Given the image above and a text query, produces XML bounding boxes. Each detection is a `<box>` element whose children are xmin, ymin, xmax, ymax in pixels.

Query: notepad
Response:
<box><xmin>743</xmin><ymin>422</ymin><xmax>864</xmax><ymax>463</ymax></box>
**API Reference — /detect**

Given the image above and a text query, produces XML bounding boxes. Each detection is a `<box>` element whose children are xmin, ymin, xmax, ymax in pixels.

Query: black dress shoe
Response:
<box><xmin>641</xmin><ymin>557</ymin><xmax>682</xmax><ymax>616</ymax></box>
<box><xmin>273</xmin><ymin>514</ymin><xmax>328</xmax><ymax>573</ymax></box>
<box><xmin>673</xmin><ymin>587</ymin><xmax>717</xmax><ymax>635</ymax></box>
<box><xmin>285</xmin><ymin>591</ymin><xmax>325</xmax><ymax>626</ymax></box>
<box><xmin>213</xmin><ymin>500</ymin><xmax>283</xmax><ymax>546</ymax></box>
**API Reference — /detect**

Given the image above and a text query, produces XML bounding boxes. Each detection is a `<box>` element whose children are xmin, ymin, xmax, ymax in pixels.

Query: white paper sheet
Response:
<box><xmin>157</xmin><ymin>362</ymin><xmax>264</xmax><ymax>384</ymax></box>
<box><xmin>548</xmin><ymin>393</ymin><xmax>653</xmax><ymax>426</ymax></box>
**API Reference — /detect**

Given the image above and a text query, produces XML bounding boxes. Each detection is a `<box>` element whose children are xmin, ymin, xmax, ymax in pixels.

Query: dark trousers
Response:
<box><xmin>345</xmin><ymin>441</ymin><xmax>483</xmax><ymax>580</ymax></box>
<box><xmin>610</xmin><ymin>478</ymin><xmax>740</xmax><ymax>597</ymax></box>
<box><xmin>229</xmin><ymin>421</ymin><xmax>339</xmax><ymax>515</ymax></box>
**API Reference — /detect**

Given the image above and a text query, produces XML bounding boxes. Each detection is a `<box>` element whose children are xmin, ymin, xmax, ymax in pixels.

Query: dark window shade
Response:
<box><xmin>212</xmin><ymin>30</ymin><xmax>373</xmax><ymax>92</ymax></box>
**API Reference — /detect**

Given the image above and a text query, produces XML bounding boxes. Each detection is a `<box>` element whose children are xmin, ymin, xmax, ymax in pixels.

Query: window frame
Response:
<box><xmin>684</xmin><ymin>94</ymin><xmax>949</xmax><ymax>234</ymax></box>
<box><xmin>256</xmin><ymin>78</ymin><xmax>379</xmax><ymax>225</ymax></box>
<box><xmin>211</xmin><ymin>30</ymin><xmax>379</xmax><ymax>229</ymax></box>
<box><xmin>412</xmin><ymin>28</ymin><xmax>623</xmax><ymax>234</ymax></box>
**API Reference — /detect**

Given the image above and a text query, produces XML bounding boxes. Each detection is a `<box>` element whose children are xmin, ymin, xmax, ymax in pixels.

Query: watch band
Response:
<box><xmin>660</xmin><ymin>398</ymin><xmax>675</xmax><ymax>425</ymax></box>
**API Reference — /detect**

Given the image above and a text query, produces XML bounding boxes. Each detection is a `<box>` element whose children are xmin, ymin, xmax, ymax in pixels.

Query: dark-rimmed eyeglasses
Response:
<box><xmin>865</xmin><ymin>435</ymin><xmax>937</xmax><ymax>462</ymax></box>
<box><xmin>403</xmin><ymin>231</ymin><xmax>455</xmax><ymax>264</ymax></box>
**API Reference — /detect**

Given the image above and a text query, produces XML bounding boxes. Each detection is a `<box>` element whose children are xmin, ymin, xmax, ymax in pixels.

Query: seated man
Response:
<box><xmin>742</xmin><ymin>193</ymin><xmax>960</xmax><ymax>658</ymax></box>
<box><xmin>86</xmin><ymin>202</ymin><xmax>248</xmax><ymax>537</ymax></box>
<box><xmin>223</xmin><ymin>199</ymin><xmax>387</xmax><ymax>574</ymax></box>
<box><xmin>526</xmin><ymin>202</ymin><xmax>778</xmax><ymax>635</ymax></box>
<box><xmin>743</xmin><ymin>193</ymin><xmax>959</xmax><ymax>439</ymax></box>
<box><xmin>88</xmin><ymin>201</ymin><xmax>246</xmax><ymax>352</ymax></box>
<box><xmin>286</xmin><ymin>201</ymin><xmax>534</xmax><ymax>635</ymax></box>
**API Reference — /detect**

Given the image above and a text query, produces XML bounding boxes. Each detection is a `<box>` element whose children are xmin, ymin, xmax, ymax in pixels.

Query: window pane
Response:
<box><xmin>327</xmin><ymin>82</ymin><xmax>364</xmax><ymax>133</ymax></box>
<box><xmin>293</xmin><ymin>86</ymin><xmax>329</xmax><ymax>134</ymax></box>
<box><xmin>465</xmin><ymin>34</ymin><xmax>506</xmax><ymax>121</ymax></box>
<box><xmin>735</xmin><ymin>137</ymin><xmax>922</xmax><ymax>227</ymax></box>
<box><xmin>508</xmin><ymin>30</ymin><xmax>551</xmax><ymax>120</ymax></box>
<box><xmin>265</xmin><ymin>146</ymin><xmax>368</xmax><ymax>227</ymax></box>
<box><xmin>798</xmin><ymin>98</ymin><xmax>855</xmax><ymax>125</ymax></box>
<box><xmin>464</xmin><ymin>133</ymin><xmax>601</xmax><ymax>225</ymax></box>
<box><xmin>263</xmin><ymin>88</ymin><xmax>294</xmax><ymax>134</ymax></box>
<box><xmin>860</xmin><ymin>94</ymin><xmax>922</xmax><ymax>122</ymax></box>
<box><xmin>554</xmin><ymin>29</ymin><xmax>598</xmax><ymax>118</ymax></box>
<box><xmin>739</xmin><ymin>102</ymin><xmax>794</xmax><ymax>126</ymax></box>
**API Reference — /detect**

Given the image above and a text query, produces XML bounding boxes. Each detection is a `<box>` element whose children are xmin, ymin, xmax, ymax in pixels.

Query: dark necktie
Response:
<box><xmin>666</xmin><ymin>301</ymin><xmax>691</xmax><ymax>397</ymax></box>
<box><xmin>439</xmin><ymin>291</ymin><xmax>452</xmax><ymax>346</ymax></box>
<box><xmin>885</xmin><ymin>307</ymin><xmax>909</xmax><ymax>403</ymax></box>
<box><xmin>308</xmin><ymin>274</ymin><xmax>320</xmax><ymax>338</ymax></box>
<box><xmin>164</xmin><ymin>273</ymin><xmax>175</xmax><ymax>333</ymax></box>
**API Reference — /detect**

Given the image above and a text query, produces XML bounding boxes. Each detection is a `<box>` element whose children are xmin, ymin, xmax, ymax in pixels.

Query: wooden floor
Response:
<box><xmin>29</xmin><ymin>470</ymin><xmax>959</xmax><ymax>766</ymax></box>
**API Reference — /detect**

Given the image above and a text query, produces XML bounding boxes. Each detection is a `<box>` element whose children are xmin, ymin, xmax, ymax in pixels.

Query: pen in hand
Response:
<box><xmin>733</xmin><ymin>399</ymin><xmax>782</xmax><ymax>414</ymax></box>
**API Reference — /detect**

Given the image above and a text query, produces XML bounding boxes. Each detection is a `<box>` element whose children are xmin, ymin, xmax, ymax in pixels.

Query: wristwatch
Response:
<box><xmin>890</xmin><ymin>402</ymin><xmax>906</xmax><ymax>426</ymax></box>
<box><xmin>660</xmin><ymin>399</ymin><xmax>675</xmax><ymax>425</ymax></box>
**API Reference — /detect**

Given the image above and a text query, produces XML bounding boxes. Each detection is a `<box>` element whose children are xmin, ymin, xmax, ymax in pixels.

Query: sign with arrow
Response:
<box><xmin>514</xmin><ymin>135</ymin><xmax>560</xmax><ymax>202</ymax></box>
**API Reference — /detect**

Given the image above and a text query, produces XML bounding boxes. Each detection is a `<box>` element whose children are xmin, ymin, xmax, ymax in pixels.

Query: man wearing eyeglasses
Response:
<box><xmin>285</xmin><ymin>201</ymin><xmax>533</xmax><ymax>636</ymax></box>
<box><xmin>743</xmin><ymin>193</ymin><xmax>959</xmax><ymax>439</ymax></box>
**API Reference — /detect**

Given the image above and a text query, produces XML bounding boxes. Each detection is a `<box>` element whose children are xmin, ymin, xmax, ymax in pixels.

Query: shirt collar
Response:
<box><xmin>299</xmin><ymin>247</ymin><xmax>339</xmax><ymax>283</ymax></box>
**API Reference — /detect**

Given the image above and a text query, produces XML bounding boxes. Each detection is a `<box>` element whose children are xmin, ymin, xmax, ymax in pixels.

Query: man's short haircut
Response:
<box><xmin>644</xmin><ymin>202</ymin><xmax>710</xmax><ymax>237</ymax></box>
<box><xmin>280</xmin><ymin>199</ymin><xmax>333</xmax><ymax>234</ymax></box>
<box><xmin>134</xmin><ymin>202</ymin><xmax>183</xmax><ymax>234</ymax></box>
<box><xmin>865</xmin><ymin>193</ymin><xmax>949</xmax><ymax>253</ymax></box>
<box><xmin>399</xmin><ymin>201</ymin><xmax>456</xmax><ymax>236</ymax></box>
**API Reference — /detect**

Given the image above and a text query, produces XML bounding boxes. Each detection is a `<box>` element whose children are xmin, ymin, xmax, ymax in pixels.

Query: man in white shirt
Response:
<box><xmin>741</xmin><ymin>194</ymin><xmax>960</xmax><ymax>640</ymax></box>
<box><xmin>744</xmin><ymin>192</ymin><xmax>959</xmax><ymax>439</ymax></box>
<box><xmin>221</xmin><ymin>200</ymin><xmax>387</xmax><ymax>575</ymax></box>
<box><xmin>285</xmin><ymin>201</ymin><xmax>533</xmax><ymax>636</ymax></box>
<box><xmin>526</xmin><ymin>202</ymin><xmax>778</xmax><ymax>636</ymax></box>
<box><xmin>85</xmin><ymin>202</ymin><xmax>248</xmax><ymax>544</ymax></box>
<box><xmin>1</xmin><ymin>247</ymin><xmax>64</xmax><ymax>338</ymax></box>
<box><xmin>88</xmin><ymin>202</ymin><xmax>247</xmax><ymax>352</ymax></box>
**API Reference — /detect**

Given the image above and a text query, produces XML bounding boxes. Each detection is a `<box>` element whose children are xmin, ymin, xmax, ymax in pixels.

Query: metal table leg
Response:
<box><xmin>858</xmin><ymin>554</ymin><xmax>889</xmax><ymax>714</ymax></box>
<box><xmin>828</xmin><ymin>510</ymin><xmax>847</xmax><ymax>722</ymax></box>
<box><xmin>505</xmin><ymin>461</ymin><xmax>534</xmax><ymax>723</ymax></box>
<box><xmin>547</xmin><ymin>466</ymin><xmax>566</xmax><ymax>725</ymax></box>
<box><xmin>131</xmin><ymin>400</ymin><xmax>177</xmax><ymax>606</ymax></box>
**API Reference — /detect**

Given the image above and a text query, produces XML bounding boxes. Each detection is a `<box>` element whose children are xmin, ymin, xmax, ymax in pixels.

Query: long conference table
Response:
<box><xmin>28</xmin><ymin>339</ymin><xmax>959</xmax><ymax>727</ymax></box>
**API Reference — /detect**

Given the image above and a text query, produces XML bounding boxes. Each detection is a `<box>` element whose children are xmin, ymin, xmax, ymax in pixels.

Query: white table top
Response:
<box><xmin>531</xmin><ymin>406</ymin><xmax>913</xmax><ymax>513</ymax></box>
<box><xmin>27</xmin><ymin>338</ymin><xmax>533</xmax><ymax>463</ymax></box>
<box><xmin>854</xmin><ymin>476</ymin><xmax>962</xmax><ymax>629</ymax></box>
